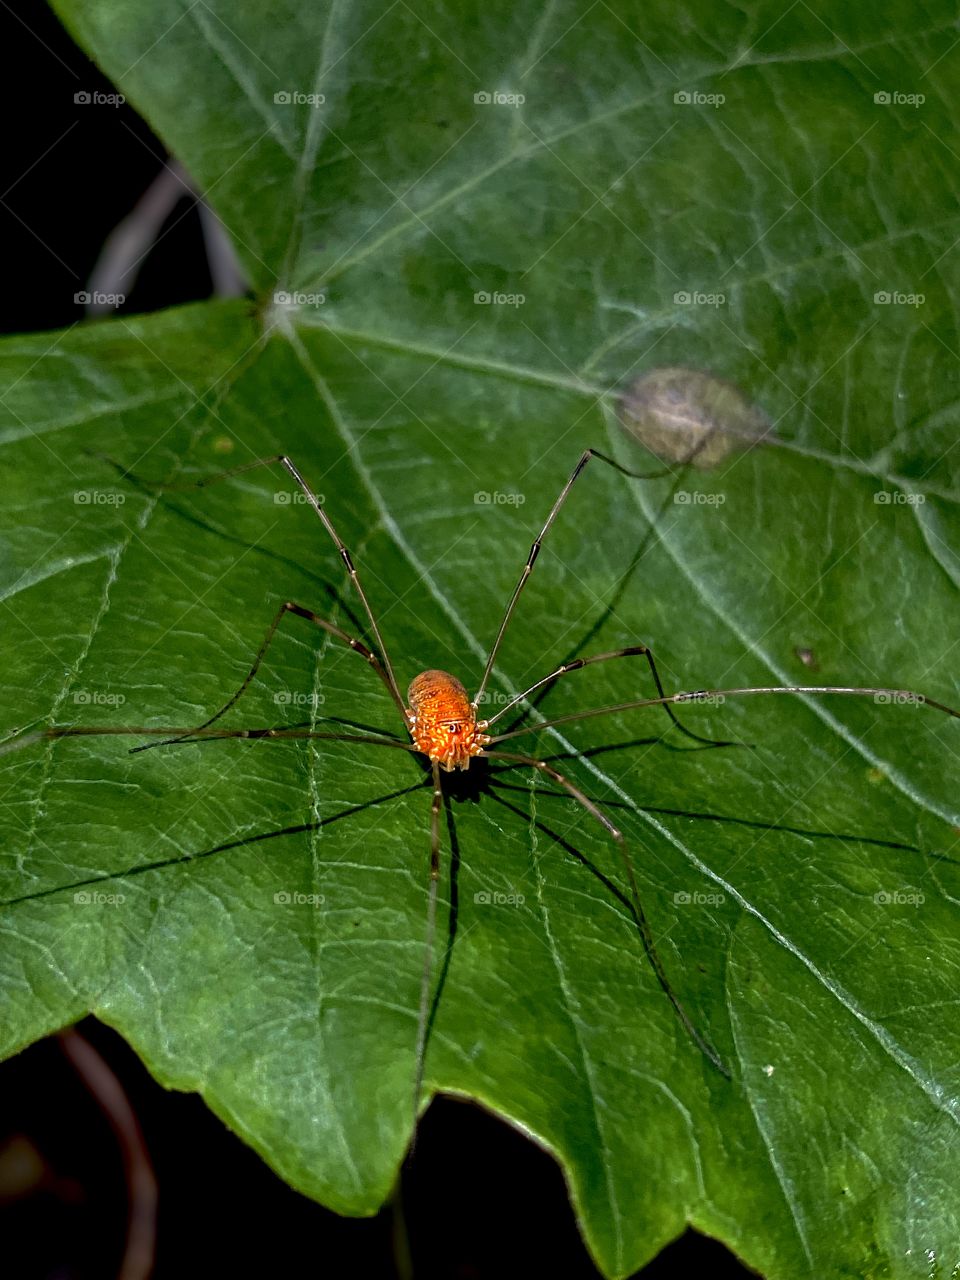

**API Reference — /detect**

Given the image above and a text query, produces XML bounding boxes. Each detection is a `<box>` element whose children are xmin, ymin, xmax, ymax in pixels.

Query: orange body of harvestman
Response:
<box><xmin>406</xmin><ymin>671</ymin><xmax>490</xmax><ymax>771</ymax></box>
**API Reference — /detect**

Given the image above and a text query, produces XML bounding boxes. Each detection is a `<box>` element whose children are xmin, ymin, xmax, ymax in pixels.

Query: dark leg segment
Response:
<box><xmin>483</xmin><ymin>644</ymin><xmax>738</xmax><ymax>747</ymax></box>
<box><xmin>487</xmin><ymin>683</ymin><xmax>960</xmax><ymax>747</ymax></box>
<box><xmin>473</xmin><ymin>446</ymin><xmax>711</xmax><ymax>708</ymax></box>
<box><xmin>411</xmin><ymin>761</ymin><xmax>444</xmax><ymax>1143</ymax></box>
<box><xmin>486</xmin><ymin>748</ymin><xmax>729</xmax><ymax>1077</ymax></box>
<box><xmin>132</xmin><ymin>600</ymin><xmax>406</xmax><ymax>755</ymax></box>
<box><xmin>106</xmin><ymin>451</ymin><xmax>406</xmax><ymax>712</ymax></box>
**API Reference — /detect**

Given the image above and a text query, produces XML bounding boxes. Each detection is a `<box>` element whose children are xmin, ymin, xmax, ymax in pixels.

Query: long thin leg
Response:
<box><xmin>103</xmin><ymin>452</ymin><xmax>405</xmax><ymax>712</ymax></box>
<box><xmin>133</xmin><ymin>600</ymin><xmax>407</xmax><ymax>755</ymax></box>
<box><xmin>485</xmin><ymin>749</ymin><xmax>729</xmax><ymax>1076</ymax></box>
<box><xmin>2</xmin><ymin>725</ymin><xmax>421</xmax><ymax>757</ymax></box>
<box><xmin>482</xmin><ymin>644</ymin><xmax>738</xmax><ymax>748</ymax></box>
<box><xmin>487</xmin><ymin>683</ymin><xmax>960</xmax><ymax>746</ymax></box>
<box><xmin>411</xmin><ymin>760</ymin><xmax>443</xmax><ymax>1142</ymax></box>
<box><xmin>473</xmin><ymin>445</ymin><xmax>713</xmax><ymax>709</ymax></box>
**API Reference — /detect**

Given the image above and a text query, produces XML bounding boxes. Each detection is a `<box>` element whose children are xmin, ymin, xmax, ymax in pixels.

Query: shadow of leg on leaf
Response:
<box><xmin>0</xmin><ymin>780</ymin><xmax>428</xmax><ymax>909</ymax></box>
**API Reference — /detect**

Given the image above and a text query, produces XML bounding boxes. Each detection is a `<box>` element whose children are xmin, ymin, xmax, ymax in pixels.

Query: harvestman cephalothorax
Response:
<box><xmin>8</xmin><ymin>446</ymin><xmax>960</xmax><ymax>1125</ymax></box>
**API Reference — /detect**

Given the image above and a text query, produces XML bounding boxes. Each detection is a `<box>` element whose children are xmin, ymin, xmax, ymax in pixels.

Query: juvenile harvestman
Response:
<box><xmin>13</xmin><ymin>448</ymin><xmax>960</xmax><ymax>1115</ymax></box>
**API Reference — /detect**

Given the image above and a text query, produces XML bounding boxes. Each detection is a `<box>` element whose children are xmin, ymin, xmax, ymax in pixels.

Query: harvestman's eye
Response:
<box><xmin>447</xmin><ymin>723</ymin><xmax>460</xmax><ymax>733</ymax></box>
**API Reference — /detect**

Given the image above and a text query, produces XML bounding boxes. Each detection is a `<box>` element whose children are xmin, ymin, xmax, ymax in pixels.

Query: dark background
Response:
<box><xmin>0</xmin><ymin>4</ymin><xmax>758</xmax><ymax>1276</ymax></box>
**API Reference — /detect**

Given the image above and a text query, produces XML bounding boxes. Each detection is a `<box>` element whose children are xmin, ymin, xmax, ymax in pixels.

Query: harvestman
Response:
<box><xmin>11</xmin><ymin>449</ymin><xmax>960</xmax><ymax>1110</ymax></box>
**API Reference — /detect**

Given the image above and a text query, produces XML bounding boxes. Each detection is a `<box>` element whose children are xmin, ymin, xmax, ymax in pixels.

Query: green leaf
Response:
<box><xmin>3</xmin><ymin>2</ymin><xmax>960</xmax><ymax>1275</ymax></box>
